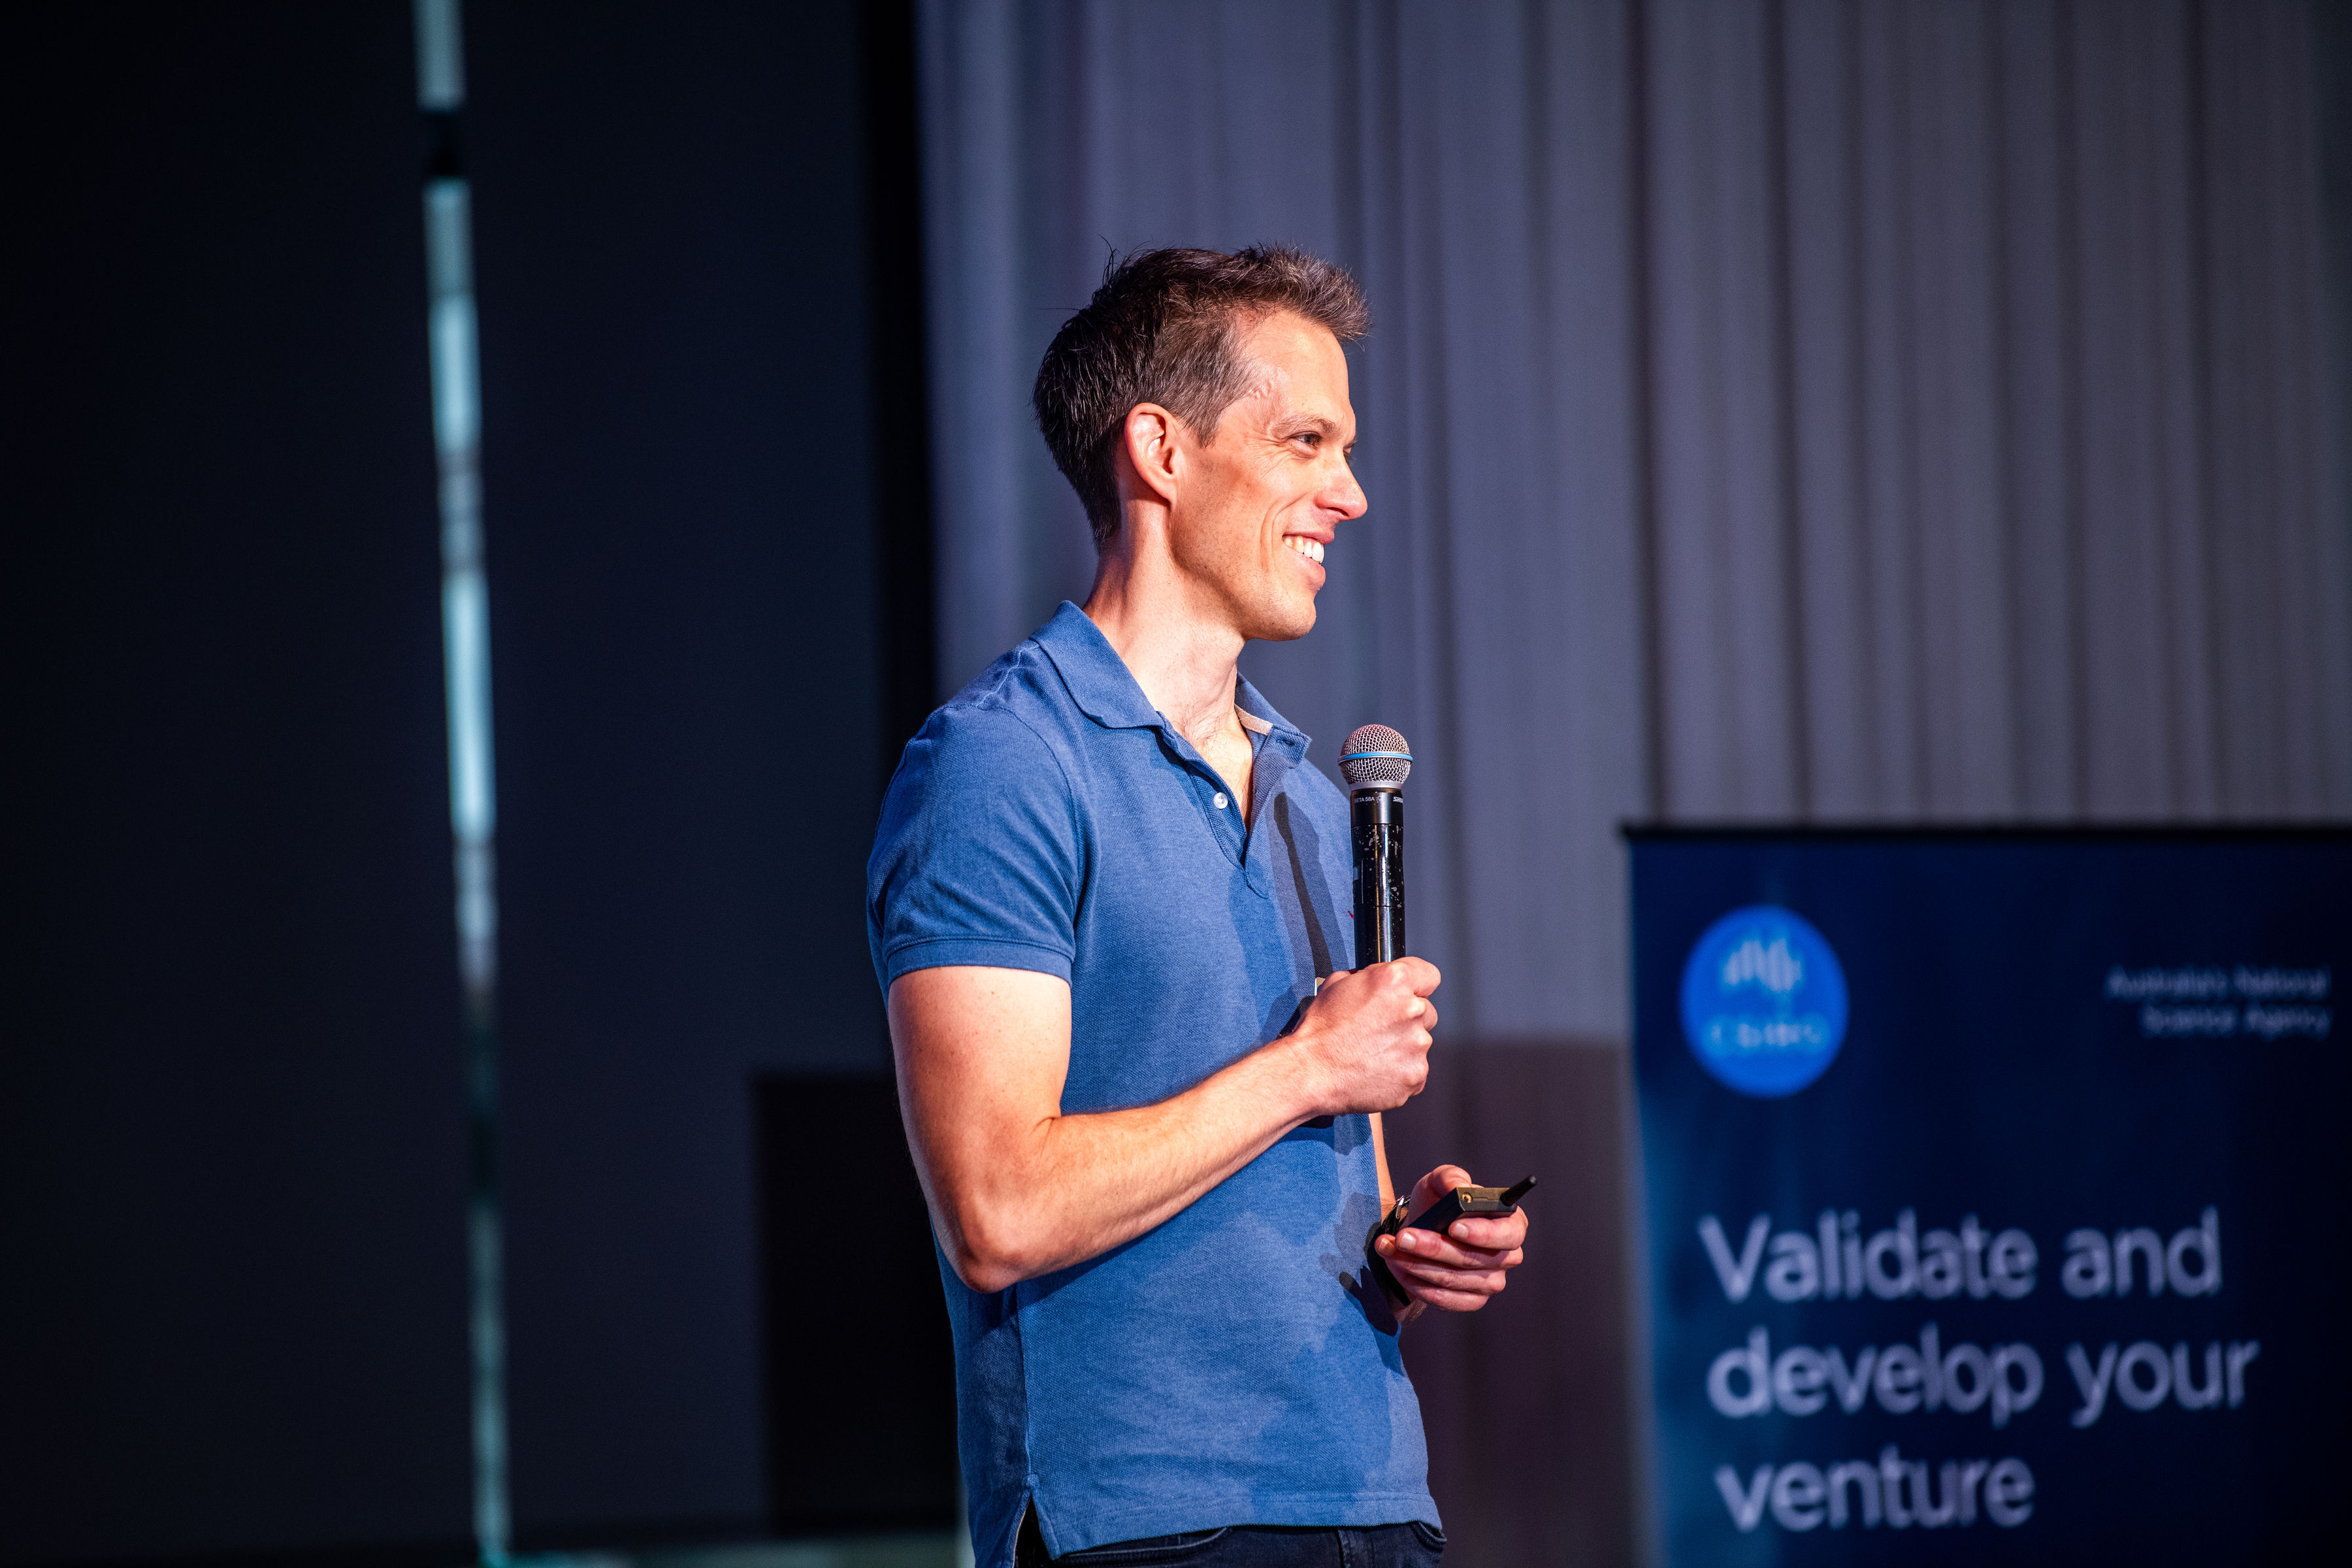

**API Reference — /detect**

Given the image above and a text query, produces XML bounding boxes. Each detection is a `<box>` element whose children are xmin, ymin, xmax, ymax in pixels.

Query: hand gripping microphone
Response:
<box><xmin>1339</xmin><ymin>725</ymin><xmax>1412</xmax><ymax>964</ymax></box>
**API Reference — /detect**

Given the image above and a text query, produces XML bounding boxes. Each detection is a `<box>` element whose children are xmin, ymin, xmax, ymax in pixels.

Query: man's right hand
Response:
<box><xmin>1287</xmin><ymin>957</ymin><xmax>1442</xmax><ymax>1115</ymax></box>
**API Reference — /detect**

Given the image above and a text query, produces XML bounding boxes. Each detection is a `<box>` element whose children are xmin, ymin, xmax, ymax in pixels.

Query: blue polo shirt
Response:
<box><xmin>868</xmin><ymin>602</ymin><xmax>1435</xmax><ymax>1566</ymax></box>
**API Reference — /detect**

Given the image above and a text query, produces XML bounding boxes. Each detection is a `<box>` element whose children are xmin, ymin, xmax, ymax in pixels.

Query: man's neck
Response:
<box><xmin>1080</xmin><ymin>546</ymin><xmax>1245</xmax><ymax>750</ymax></box>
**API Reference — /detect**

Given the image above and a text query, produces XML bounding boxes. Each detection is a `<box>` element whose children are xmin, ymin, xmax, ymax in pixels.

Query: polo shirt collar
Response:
<box><xmin>1034</xmin><ymin>600</ymin><xmax>1311</xmax><ymax>753</ymax></box>
<box><xmin>1233</xmin><ymin>678</ymin><xmax>1307</xmax><ymax>757</ymax></box>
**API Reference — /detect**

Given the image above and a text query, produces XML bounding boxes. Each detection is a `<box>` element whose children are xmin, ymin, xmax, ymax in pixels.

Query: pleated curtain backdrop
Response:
<box><xmin>915</xmin><ymin>3</ymin><xmax>2349</xmax><ymax>1561</ymax></box>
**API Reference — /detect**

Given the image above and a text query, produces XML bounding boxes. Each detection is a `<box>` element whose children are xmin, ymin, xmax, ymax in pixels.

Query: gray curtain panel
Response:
<box><xmin>917</xmin><ymin>0</ymin><xmax>2350</xmax><ymax>1049</ymax></box>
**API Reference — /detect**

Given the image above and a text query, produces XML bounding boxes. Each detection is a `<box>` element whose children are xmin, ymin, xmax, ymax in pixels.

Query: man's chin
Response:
<box><xmin>1245</xmin><ymin>602</ymin><xmax>1319</xmax><ymax>644</ymax></box>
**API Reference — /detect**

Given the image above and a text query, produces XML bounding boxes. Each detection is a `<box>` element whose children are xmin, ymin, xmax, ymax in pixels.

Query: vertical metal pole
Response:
<box><xmin>414</xmin><ymin>2</ymin><xmax>508</xmax><ymax>1561</ymax></box>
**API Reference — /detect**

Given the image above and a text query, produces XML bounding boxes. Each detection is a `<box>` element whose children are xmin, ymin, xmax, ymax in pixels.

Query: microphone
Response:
<box><xmin>1341</xmin><ymin>727</ymin><xmax>1538</xmax><ymax>1304</ymax></box>
<box><xmin>1339</xmin><ymin>725</ymin><xmax>1411</xmax><ymax>965</ymax></box>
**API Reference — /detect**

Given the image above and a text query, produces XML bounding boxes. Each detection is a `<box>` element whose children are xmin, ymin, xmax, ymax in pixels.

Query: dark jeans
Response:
<box><xmin>1016</xmin><ymin>1511</ymin><xmax>1445</xmax><ymax>1568</ymax></box>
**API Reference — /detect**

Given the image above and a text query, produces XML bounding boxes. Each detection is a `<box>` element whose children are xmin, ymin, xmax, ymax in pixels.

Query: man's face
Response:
<box><xmin>1164</xmin><ymin>310</ymin><xmax>1365</xmax><ymax>642</ymax></box>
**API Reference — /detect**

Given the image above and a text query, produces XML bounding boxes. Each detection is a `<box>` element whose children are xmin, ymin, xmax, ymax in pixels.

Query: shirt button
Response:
<box><xmin>1213</xmin><ymin>792</ymin><xmax>1229</xmax><ymax>810</ymax></box>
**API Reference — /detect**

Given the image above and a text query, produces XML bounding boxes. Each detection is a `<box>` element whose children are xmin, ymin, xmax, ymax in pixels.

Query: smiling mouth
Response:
<box><xmin>1284</xmin><ymin>536</ymin><xmax>1326</xmax><ymax>564</ymax></box>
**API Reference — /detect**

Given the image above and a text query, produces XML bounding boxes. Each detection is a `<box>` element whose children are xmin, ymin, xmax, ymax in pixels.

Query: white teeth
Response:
<box><xmin>1287</xmin><ymin>536</ymin><xmax>1324</xmax><ymax>564</ymax></box>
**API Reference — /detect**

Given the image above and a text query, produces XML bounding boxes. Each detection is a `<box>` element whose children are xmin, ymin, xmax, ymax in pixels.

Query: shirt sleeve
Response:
<box><xmin>867</xmin><ymin>704</ymin><xmax>1084</xmax><ymax>989</ymax></box>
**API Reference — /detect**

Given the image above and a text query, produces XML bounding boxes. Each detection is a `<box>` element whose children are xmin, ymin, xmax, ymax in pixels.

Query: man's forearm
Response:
<box><xmin>913</xmin><ymin>1034</ymin><xmax>1324</xmax><ymax>1292</ymax></box>
<box><xmin>891</xmin><ymin>960</ymin><xmax>1436</xmax><ymax>1294</ymax></box>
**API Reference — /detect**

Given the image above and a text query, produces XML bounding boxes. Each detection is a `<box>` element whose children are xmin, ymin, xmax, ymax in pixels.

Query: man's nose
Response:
<box><xmin>1324</xmin><ymin>459</ymin><xmax>1367</xmax><ymax>521</ymax></box>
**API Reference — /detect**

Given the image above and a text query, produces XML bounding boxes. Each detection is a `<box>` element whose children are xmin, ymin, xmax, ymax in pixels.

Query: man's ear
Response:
<box><xmin>1115</xmin><ymin>402</ymin><xmax>1183</xmax><ymax>508</ymax></box>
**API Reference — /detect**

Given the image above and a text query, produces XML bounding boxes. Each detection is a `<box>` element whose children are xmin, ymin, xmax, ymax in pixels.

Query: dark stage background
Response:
<box><xmin>4</xmin><ymin>1</ymin><xmax>933</xmax><ymax>1559</ymax></box>
<box><xmin>5</xmin><ymin>3</ymin><xmax>2350</xmax><ymax>1567</ymax></box>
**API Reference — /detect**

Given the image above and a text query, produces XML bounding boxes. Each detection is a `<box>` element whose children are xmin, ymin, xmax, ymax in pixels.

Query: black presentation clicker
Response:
<box><xmin>1404</xmin><ymin>1174</ymin><xmax>1538</xmax><ymax>1236</ymax></box>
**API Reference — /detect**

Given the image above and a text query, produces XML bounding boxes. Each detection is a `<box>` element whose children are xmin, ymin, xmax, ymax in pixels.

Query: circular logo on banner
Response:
<box><xmin>1679</xmin><ymin>905</ymin><xmax>1849</xmax><ymax>1097</ymax></box>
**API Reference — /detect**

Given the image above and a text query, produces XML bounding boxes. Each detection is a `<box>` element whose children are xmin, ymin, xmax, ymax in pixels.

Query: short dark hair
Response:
<box><xmin>1032</xmin><ymin>245</ymin><xmax>1370</xmax><ymax>547</ymax></box>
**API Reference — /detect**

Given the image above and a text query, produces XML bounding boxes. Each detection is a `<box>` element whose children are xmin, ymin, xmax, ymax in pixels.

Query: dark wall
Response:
<box><xmin>756</xmin><ymin>1078</ymin><xmax>956</xmax><ymax>1537</ymax></box>
<box><xmin>3</xmin><ymin>1</ymin><xmax>912</xmax><ymax>1558</ymax></box>
<box><xmin>1</xmin><ymin>5</ymin><xmax>467</xmax><ymax>1560</ymax></box>
<box><xmin>461</xmin><ymin>0</ymin><xmax>895</xmax><ymax>1543</ymax></box>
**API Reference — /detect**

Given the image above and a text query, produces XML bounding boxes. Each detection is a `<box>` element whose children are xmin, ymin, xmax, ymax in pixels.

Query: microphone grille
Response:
<box><xmin>1339</xmin><ymin>724</ymin><xmax>1412</xmax><ymax>787</ymax></box>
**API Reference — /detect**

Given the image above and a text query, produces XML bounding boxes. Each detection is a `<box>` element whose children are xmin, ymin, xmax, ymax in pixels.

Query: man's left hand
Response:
<box><xmin>1371</xmin><ymin>1164</ymin><xmax>1529</xmax><ymax>1318</ymax></box>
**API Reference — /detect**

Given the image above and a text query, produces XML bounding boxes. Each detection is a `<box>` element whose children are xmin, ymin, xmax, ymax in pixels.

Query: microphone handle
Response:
<box><xmin>1350</xmin><ymin>785</ymin><xmax>1405</xmax><ymax>964</ymax></box>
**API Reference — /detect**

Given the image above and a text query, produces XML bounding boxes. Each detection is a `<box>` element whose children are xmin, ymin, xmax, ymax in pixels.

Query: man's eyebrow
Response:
<box><xmin>1277</xmin><ymin>412</ymin><xmax>1345</xmax><ymax>437</ymax></box>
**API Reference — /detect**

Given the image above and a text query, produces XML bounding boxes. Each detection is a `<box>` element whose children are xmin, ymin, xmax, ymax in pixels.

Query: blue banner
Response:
<box><xmin>1629</xmin><ymin>830</ymin><xmax>2346</xmax><ymax>1561</ymax></box>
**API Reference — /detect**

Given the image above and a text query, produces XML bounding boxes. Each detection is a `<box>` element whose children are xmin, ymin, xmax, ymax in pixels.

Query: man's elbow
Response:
<box><xmin>947</xmin><ymin>1249</ymin><xmax>1028</xmax><ymax>1296</ymax></box>
<box><xmin>941</xmin><ymin>1202</ymin><xmax>1048</xmax><ymax>1294</ymax></box>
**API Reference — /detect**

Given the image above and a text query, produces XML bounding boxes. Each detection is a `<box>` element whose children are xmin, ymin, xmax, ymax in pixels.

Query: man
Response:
<box><xmin>868</xmin><ymin>246</ymin><xmax>1527</xmax><ymax>1568</ymax></box>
